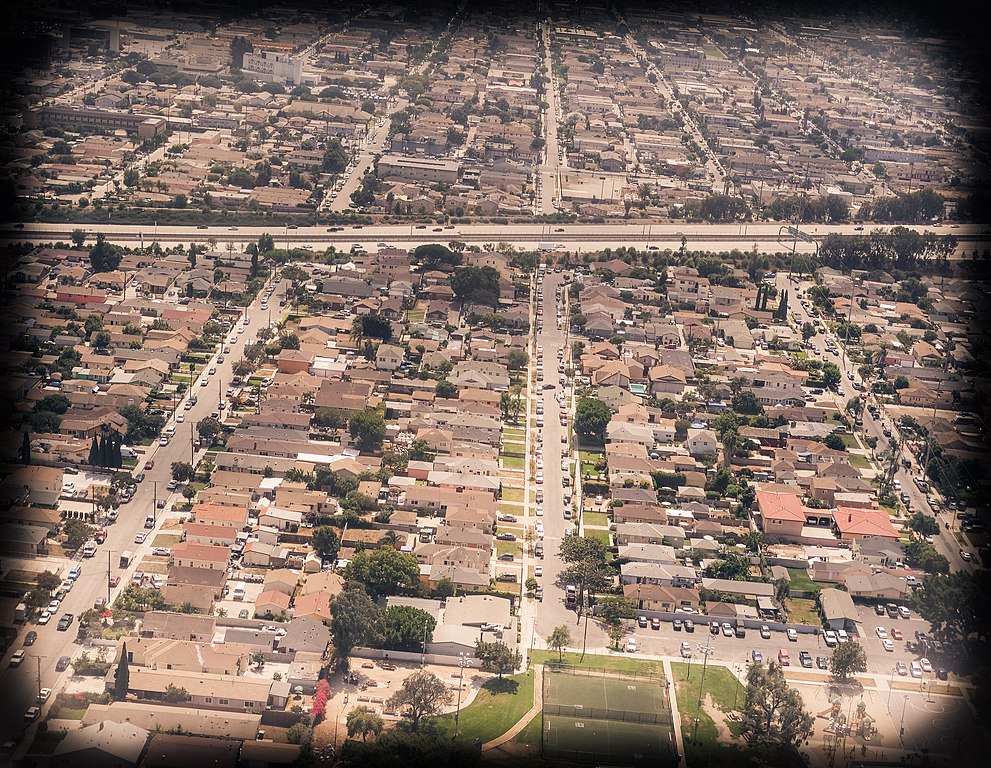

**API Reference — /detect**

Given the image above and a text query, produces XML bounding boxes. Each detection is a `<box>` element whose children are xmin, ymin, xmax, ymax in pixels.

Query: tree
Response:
<box><xmin>823</xmin><ymin>433</ymin><xmax>847</xmax><ymax>452</ymax></box>
<box><xmin>311</xmin><ymin>526</ymin><xmax>340</xmax><ymax>561</ymax></box>
<box><xmin>352</xmin><ymin>314</ymin><xmax>393</xmax><ymax>341</ymax></box>
<box><xmin>348</xmin><ymin>409</ymin><xmax>387</xmax><ymax>452</ymax></box>
<box><xmin>740</xmin><ymin>662</ymin><xmax>813</xmax><ymax>750</ymax></box>
<box><xmin>71</xmin><ymin>228</ymin><xmax>87</xmax><ymax>247</ymax></box>
<box><xmin>412</xmin><ymin>243</ymin><xmax>462</xmax><ymax>270</ymax></box>
<box><xmin>322</xmin><ymin>138</ymin><xmax>348</xmax><ymax>173</ymax></box>
<box><xmin>37</xmin><ymin>570</ymin><xmax>62</xmax><ymax>594</ymax></box>
<box><xmin>474</xmin><ymin>640</ymin><xmax>522</xmax><ymax>679</ymax></box>
<box><xmin>330</xmin><ymin>587</ymin><xmax>382</xmax><ymax>667</ymax></box>
<box><xmin>62</xmin><ymin>519</ymin><xmax>94</xmax><ymax>550</ymax></box>
<box><xmin>347</xmin><ymin>705</ymin><xmax>384</xmax><ymax>740</ymax></box>
<box><xmin>89</xmin><ymin>233</ymin><xmax>122</xmax><ymax>273</ymax></box>
<box><xmin>311</xmin><ymin>678</ymin><xmax>331</xmax><ymax>719</ymax></box>
<box><xmin>547</xmin><ymin>625</ymin><xmax>571</xmax><ymax>661</ymax></box>
<box><xmin>506</xmin><ymin>349</ymin><xmax>529</xmax><ymax>372</ymax></box>
<box><xmin>731</xmin><ymin>390</ymin><xmax>762</xmax><ymax>415</ymax></box>
<box><xmin>908</xmin><ymin>511</ymin><xmax>940</xmax><ymax>537</ymax></box>
<box><xmin>286</xmin><ymin>722</ymin><xmax>311</xmax><ymax>744</ymax></box>
<box><xmin>574</xmin><ymin>397</ymin><xmax>611</xmax><ymax>439</ymax></box>
<box><xmin>821</xmin><ymin>362</ymin><xmax>841</xmax><ymax>389</ymax></box>
<box><xmin>829</xmin><ymin>642</ymin><xmax>867</xmax><ymax>681</ymax></box>
<box><xmin>21</xmin><ymin>430</ymin><xmax>31</xmax><ymax>465</ymax></box>
<box><xmin>197</xmin><ymin>417</ymin><xmax>223</xmax><ymax>443</ymax></box>
<box><xmin>904</xmin><ymin>540</ymin><xmax>949</xmax><ymax>574</ymax></box>
<box><xmin>345</xmin><ymin>546</ymin><xmax>420</xmax><ymax>599</ymax></box>
<box><xmin>386</xmin><ymin>670</ymin><xmax>452</xmax><ymax>731</ymax></box>
<box><xmin>381</xmin><ymin>605</ymin><xmax>436</xmax><ymax>651</ymax></box>
<box><xmin>163</xmin><ymin>683</ymin><xmax>190</xmax><ymax>703</ymax></box>
<box><xmin>451</xmin><ymin>266</ymin><xmax>501</xmax><ymax>307</ymax></box>
<box><xmin>435</xmin><ymin>379</ymin><xmax>459</xmax><ymax>399</ymax></box>
<box><xmin>170</xmin><ymin>462</ymin><xmax>194</xmax><ymax>483</ymax></box>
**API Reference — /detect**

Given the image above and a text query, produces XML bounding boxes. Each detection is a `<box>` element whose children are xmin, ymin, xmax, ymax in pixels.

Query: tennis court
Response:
<box><xmin>541</xmin><ymin>666</ymin><xmax>677</xmax><ymax>766</ymax></box>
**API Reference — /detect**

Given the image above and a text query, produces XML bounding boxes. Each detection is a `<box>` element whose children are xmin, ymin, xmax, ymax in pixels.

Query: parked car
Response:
<box><xmin>55</xmin><ymin>655</ymin><xmax>71</xmax><ymax>672</ymax></box>
<box><xmin>625</xmin><ymin>638</ymin><xmax>638</xmax><ymax>653</ymax></box>
<box><xmin>786</xmin><ymin>628</ymin><xmax>798</xmax><ymax>641</ymax></box>
<box><xmin>637</xmin><ymin>615</ymin><xmax>648</xmax><ymax>628</ymax></box>
<box><xmin>651</xmin><ymin>617</ymin><xmax>661</xmax><ymax>630</ymax></box>
<box><xmin>751</xmin><ymin>649</ymin><xmax>763</xmax><ymax>663</ymax></box>
<box><xmin>896</xmin><ymin>661</ymin><xmax>908</xmax><ymax>676</ymax></box>
<box><xmin>760</xmin><ymin>625</ymin><xmax>771</xmax><ymax>639</ymax></box>
<box><xmin>680</xmin><ymin>642</ymin><xmax>692</xmax><ymax>658</ymax></box>
<box><xmin>799</xmin><ymin>651</ymin><xmax>813</xmax><ymax>668</ymax></box>
<box><xmin>816</xmin><ymin>656</ymin><xmax>829</xmax><ymax>670</ymax></box>
<box><xmin>23</xmin><ymin>631</ymin><xmax>37</xmax><ymax>646</ymax></box>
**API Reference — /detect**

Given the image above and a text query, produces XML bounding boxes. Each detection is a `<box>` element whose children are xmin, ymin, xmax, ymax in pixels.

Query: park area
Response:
<box><xmin>540</xmin><ymin>665</ymin><xmax>678</xmax><ymax>767</ymax></box>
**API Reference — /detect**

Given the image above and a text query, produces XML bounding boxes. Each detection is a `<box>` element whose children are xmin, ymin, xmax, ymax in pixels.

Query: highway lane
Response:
<box><xmin>0</xmin><ymin>269</ymin><xmax>284</xmax><ymax>750</ymax></box>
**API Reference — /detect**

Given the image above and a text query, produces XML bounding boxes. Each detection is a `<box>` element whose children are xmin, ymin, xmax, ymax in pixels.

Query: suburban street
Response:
<box><xmin>0</xmin><ymin>268</ymin><xmax>286</xmax><ymax>749</ymax></box>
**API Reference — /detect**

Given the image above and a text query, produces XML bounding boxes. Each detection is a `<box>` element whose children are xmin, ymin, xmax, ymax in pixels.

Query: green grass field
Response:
<box><xmin>502</xmin><ymin>488</ymin><xmax>525</xmax><ymax>502</ymax></box>
<box><xmin>583</xmin><ymin>511</ymin><xmax>610</xmax><ymax>527</ymax></box>
<box><xmin>502</xmin><ymin>455</ymin><xmax>525</xmax><ymax>469</ymax></box>
<box><xmin>585</xmin><ymin>529</ymin><xmax>610</xmax><ymax>547</ymax></box>
<box><xmin>669</xmin><ymin>662</ymin><xmax>749</xmax><ymax>768</ymax></box>
<box><xmin>532</xmin><ymin>651</ymin><xmax>665</xmax><ymax>677</ymax></box>
<box><xmin>432</xmin><ymin>673</ymin><xmax>535</xmax><ymax>744</ymax></box>
<box><xmin>784</xmin><ymin>597</ymin><xmax>820</xmax><ymax>625</ymax></box>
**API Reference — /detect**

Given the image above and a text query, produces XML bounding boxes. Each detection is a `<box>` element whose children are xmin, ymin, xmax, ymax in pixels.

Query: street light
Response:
<box><xmin>899</xmin><ymin>694</ymin><xmax>908</xmax><ymax>743</ymax></box>
<box><xmin>453</xmin><ymin>652</ymin><xmax>473</xmax><ymax>738</ymax></box>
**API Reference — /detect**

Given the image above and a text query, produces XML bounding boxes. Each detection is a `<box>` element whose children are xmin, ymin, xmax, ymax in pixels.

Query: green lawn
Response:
<box><xmin>583</xmin><ymin>511</ymin><xmax>610</xmax><ymax>527</ymax></box>
<box><xmin>531</xmin><ymin>650</ymin><xmax>665</xmax><ymax>676</ymax></box>
<box><xmin>512</xmin><ymin>709</ymin><xmax>542</xmax><ymax>746</ymax></box>
<box><xmin>848</xmin><ymin>453</ymin><xmax>871</xmax><ymax>469</ymax></box>
<box><xmin>496</xmin><ymin>541</ymin><xmax>522</xmax><ymax>557</ymax></box>
<box><xmin>153</xmin><ymin>533</ymin><xmax>182</xmax><ymax>546</ymax></box>
<box><xmin>502</xmin><ymin>488</ymin><xmax>524</xmax><ymax>503</ymax></box>
<box><xmin>499</xmin><ymin>503</ymin><xmax>523</xmax><ymax>514</ymax></box>
<box><xmin>432</xmin><ymin>672</ymin><xmax>535</xmax><ymax>745</ymax></box>
<box><xmin>838</xmin><ymin>433</ymin><xmax>861</xmax><ymax>449</ymax></box>
<box><xmin>786</xmin><ymin>567</ymin><xmax>820</xmax><ymax>592</ymax></box>
<box><xmin>670</xmin><ymin>662</ymin><xmax>750</xmax><ymax>768</ymax></box>
<box><xmin>784</xmin><ymin>597</ymin><xmax>820</xmax><ymax>625</ymax></box>
<box><xmin>578</xmin><ymin>450</ymin><xmax>604</xmax><ymax>464</ymax></box>
<box><xmin>501</xmin><ymin>456</ymin><xmax>525</xmax><ymax>469</ymax></box>
<box><xmin>585</xmin><ymin>529</ymin><xmax>610</xmax><ymax>547</ymax></box>
<box><xmin>504</xmin><ymin>428</ymin><xmax>526</xmax><ymax>440</ymax></box>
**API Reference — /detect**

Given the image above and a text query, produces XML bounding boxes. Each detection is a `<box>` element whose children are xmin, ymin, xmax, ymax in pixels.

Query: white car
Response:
<box><xmin>38</xmin><ymin>688</ymin><xmax>51</xmax><ymax>702</ymax></box>
<box><xmin>176</xmin><ymin>414</ymin><xmax>184</xmax><ymax>423</ymax></box>
<box><xmin>920</xmin><ymin>658</ymin><xmax>933</xmax><ymax>673</ymax></box>
<box><xmin>786</xmin><ymin>628</ymin><xmax>798</xmax><ymax>641</ymax></box>
<box><xmin>680</xmin><ymin>642</ymin><xmax>692</xmax><ymax>658</ymax></box>
<box><xmin>134</xmin><ymin>532</ymin><xmax>146</xmax><ymax>544</ymax></box>
<box><xmin>876</xmin><ymin>627</ymin><xmax>889</xmax><ymax>640</ymax></box>
<box><xmin>882</xmin><ymin>639</ymin><xmax>894</xmax><ymax>652</ymax></box>
<box><xmin>535</xmin><ymin>507</ymin><xmax>543</xmax><ymax>516</ymax></box>
<box><xmin>910</xmin><ymin>661</ymin><xmax>923</xmax><ymax>678</ymax></box>
<box><xmin>534</xmin><ymin>567</ymin><xmax>543</xmax><ymax>577</ymax></box>
<box><xmin>38</xmin><ymin>611</ymin><xmax>51</xmax><ymax>625</ymax></box>
<box><xmin>47</xmin><ymin>599</ymin><xmax>61</xmax><ymax>613</ymax></box>
<box><xmin>625</xmin><ymin>638</ymin><xmax>638</xmax><ymax>653</ymax></box>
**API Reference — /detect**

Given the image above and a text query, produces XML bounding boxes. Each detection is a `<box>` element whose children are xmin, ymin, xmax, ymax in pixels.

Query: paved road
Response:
<box><xmin>0</xmin><ymin>269</ymin><xmax>284</xmax><ymax>749</ymax></box>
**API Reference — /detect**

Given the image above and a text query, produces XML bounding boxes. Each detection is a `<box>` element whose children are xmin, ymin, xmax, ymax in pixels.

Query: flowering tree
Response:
<box><xmin>310</xmin><ymin>678</ymin><xmax>331</xmax><ymax>720</ymax></box>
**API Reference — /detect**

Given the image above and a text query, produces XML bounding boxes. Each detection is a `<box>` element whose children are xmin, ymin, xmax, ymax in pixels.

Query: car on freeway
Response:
<box><xmin>751</xmin><ymin>649</ymin><xmax>763</xmax><ymax>663</ymax></box>
<box><xmin>896</xmin><ymin>661</ymin><xmax>908</xmax><ymax>676</ymax></box>
<box><xmin>680</xmin><ymin>642</ymin><xmax>692</xmax><ymax>658</ymax></box>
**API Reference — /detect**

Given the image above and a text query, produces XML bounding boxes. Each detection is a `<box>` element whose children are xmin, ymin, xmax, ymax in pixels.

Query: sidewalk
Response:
<box><xmin>482</xmin><ymin>664</ymin><xmax>543</xmax><ymax>751</ymax></box>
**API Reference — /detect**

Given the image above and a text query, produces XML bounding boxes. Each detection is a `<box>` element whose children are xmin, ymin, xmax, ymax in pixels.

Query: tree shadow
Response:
<box><xmin>483</xmin><ymin>677</ymin><xmax>520</xmax><ymax>695</ymax></box>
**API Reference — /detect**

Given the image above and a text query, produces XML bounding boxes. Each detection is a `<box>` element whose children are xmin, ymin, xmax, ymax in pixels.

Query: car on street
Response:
<box><xmin>37</xmin><ymin>688</ymin><xmax>51</xmax><ymax>702</ymax></box>
<box><xmin>57</xmin><ymin>613</ymin><xmax>73</xmax><ymax>631</ymax></box>
<box><xmin>134</xmin><ymin>472</ymin><xmax>145</xmax><ymax>483</ymax></box>
<box><xmin>56</xmin><ymin>655</ymin><xmax>71</xmax><ymax>672</ymax></box>
<box><xmin>896</xmin><ymin>661</ymin><xmax>908</xmax><ymax>676</ymax></box>
<box><xmin>681</xmin><ymin>642</ymin><xmax>692</xmax><ymax>658</ymax></box>
<box><xmin>24</xmin><ymin>631</ymin><xmax>37</xmax><ymax>646</ymax></box>
<box><xmin>751</xmin><ymin>649</ymin><xmax>763</xmax><ymax>663</ymax></box>
<box><xmin>47</xmin><ymin>599</ymin><xmax>61</xmax><ymax>613</ymax></box>
<box><xmin>109</xmin><ymin>576</ymin><xmax>121</xmax><ymax>587</ymax></box>
<box><xmin>24</xmin><ymin>706</ymin><xmax>40</xmax><ymax>721</ymax></box>
<box><xmin>68</xmin><ymin>565</ymin><xmax>81</xmax><ymax>580</ymax></box>
<box><xmin>534</xmin><ymin>567</ymin><xmax>543</xmax><ymax>577</ymax></box>
<box><xmin>144</xmin><ymin>460</ymin><xmax>154</xmax><ymax>470</ymax></box>
<box><xmin>38</xmin><ymin>611</ymin><xmax>51</xmax><ymax>625</ymax></box>
<box><xmin>134</xmin><ymin>532</ymin><xmax>146</xmax><ymax>543</ymax></box>
<box><xmin>960</xmin><ymin>549</ymin><xmax>972</xmax><ymax>561</ymax></box>
<box><xmin>10</xmin><ymin>650</ymin><xmax>25</xmax><ymax>667</ymax></box>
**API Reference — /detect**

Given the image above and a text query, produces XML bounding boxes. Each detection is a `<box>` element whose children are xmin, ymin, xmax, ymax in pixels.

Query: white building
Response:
<box><xmin>241</xmin><ymin>51</ymin><xmax>306</xmax><ymax>85</ymax></box>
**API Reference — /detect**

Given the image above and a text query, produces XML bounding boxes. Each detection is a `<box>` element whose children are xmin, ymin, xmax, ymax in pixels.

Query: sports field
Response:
<box><xmin>541</xmin><ymin>667</ymin><xmax>677</xmax><ymax>766</ymax></box>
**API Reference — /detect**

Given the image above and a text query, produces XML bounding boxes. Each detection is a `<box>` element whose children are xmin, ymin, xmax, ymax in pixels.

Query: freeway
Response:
<box><xmin>0</xmin><ymin>269</ymin><xmax>286</xmax><ymax>751</ymax></box>
<box><xmin>4</xmin><ymin>222</ymin><xmax>984</xmax><ymax>253</ymax></box>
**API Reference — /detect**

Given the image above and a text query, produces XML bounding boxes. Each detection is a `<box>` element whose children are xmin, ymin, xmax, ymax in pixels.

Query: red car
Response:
<box><xmin>891</xmin><ymin>628</ymin><xmax>903</xmax><ymax>640</ymax></box>
<box><xmin>109</xmin><ymin>576</ymin><xmax>121</xmax><ymax>587</ymax></box>
<box><xmin>144</xmin><ymin>460</ymin><xmax>154</xmax><ymax>470</ymax></box>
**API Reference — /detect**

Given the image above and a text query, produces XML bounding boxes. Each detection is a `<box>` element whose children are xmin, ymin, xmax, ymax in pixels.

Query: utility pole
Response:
<box><xmin>153</xmin><ymin>480</ymin><xmax>157</xmax><ymax>523</ymax></box>
<box><xmin>107</xmin><ymin>548</ymin><xmax>112</xmax><ymax>604</ymax></box>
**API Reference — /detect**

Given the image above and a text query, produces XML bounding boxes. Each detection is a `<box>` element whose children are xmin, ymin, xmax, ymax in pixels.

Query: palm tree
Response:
<box><xmin>378</xmin><ymin>530</ymin><xmax>399</xmax><ymax>547</ymax></box>
<box><xmin>350</xmin><ymin>316</ymin><xmax>364</xmax><ymax>348</ymax></box>
<box><xmin>721</xmin><ymin>430</ymin><xmax>740</xmax><ymax>469</ymax></box>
